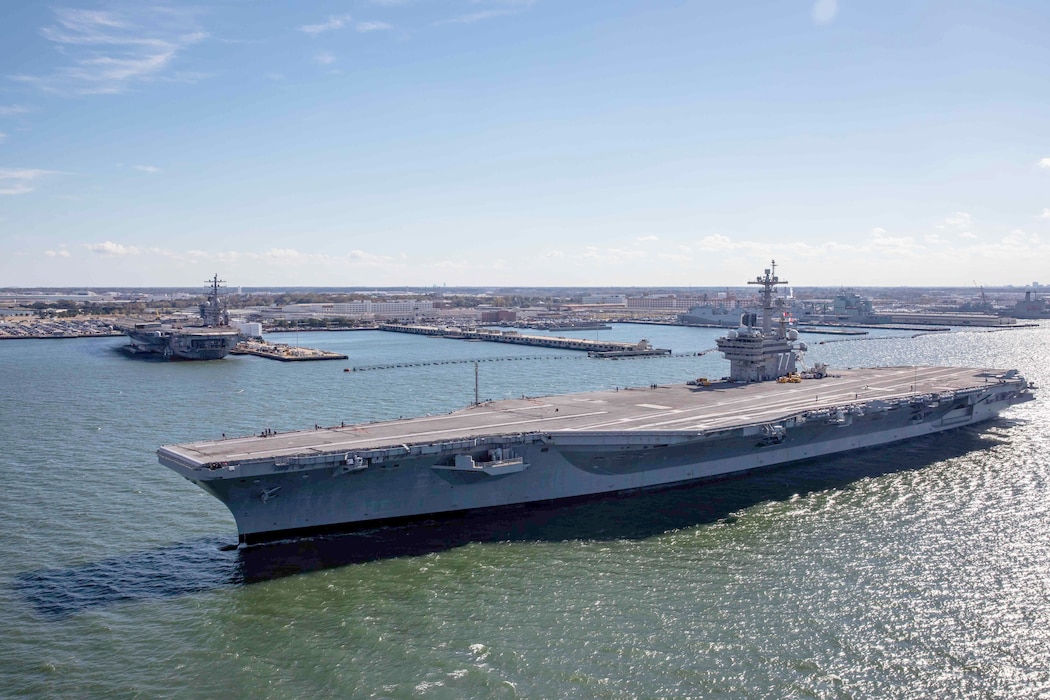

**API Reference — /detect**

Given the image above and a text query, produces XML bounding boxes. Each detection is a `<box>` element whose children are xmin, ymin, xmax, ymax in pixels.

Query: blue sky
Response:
<box><xmin>1</xmin><ymin>0</ymin><xmax>1048</xmax><ymax>288</ymax></box>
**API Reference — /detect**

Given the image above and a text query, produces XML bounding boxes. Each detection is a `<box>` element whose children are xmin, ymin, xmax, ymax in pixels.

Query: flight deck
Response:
<box><xmin>161</xmin><ymin>366</ymin><xmax>1014</xmax><ymax>468</ymax></box>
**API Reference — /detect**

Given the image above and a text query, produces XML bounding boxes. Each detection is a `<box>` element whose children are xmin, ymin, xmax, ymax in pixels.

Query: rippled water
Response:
<box><xmin>1</xmin><ymin>323</ymin><xmax>1047</xmax><ymax>698</ymax></box>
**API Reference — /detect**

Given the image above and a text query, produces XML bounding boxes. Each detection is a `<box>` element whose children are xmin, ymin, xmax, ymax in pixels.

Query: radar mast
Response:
<box><xmin>200</xmin><ymin>274</ymin><xmax>230</xmax><ymax>327</ymax></box>
<box><xmin>747</xmin><ymin>260</ymin><xmax>788</xmax><ymax>337</ymax></box>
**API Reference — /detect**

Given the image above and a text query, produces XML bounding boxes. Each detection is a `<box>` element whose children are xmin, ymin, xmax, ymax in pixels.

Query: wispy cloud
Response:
<box><xmin>315</xmin><ymin>52</ymin><xmax>337</xmax><ymax>65</ymax></box>
<box><xmin>0</xmin><ymin>133</ymin><xmax>6</xmax><ymax>143</ymax></box>
<box><xmin>935</xmin><ymin>212</ymin><xmax>976</xmax><ymax>239</ymax></box>
<box><xmin>300</xmin><ymin>14</ymin><xmax>353</xmax><ymax>35</ymax></box>
<box><xmin>132</xmin><ymin>164</ymin><xmax>160</xmax><ymax>173</ymax></box>
<box><xmin>437</xmin><ymin>0</ymin><xmax>535</xmax><ymax>25</ymax></box>
<box><xmin>669</xmin><ymin>224</ymin><xmax>1050</xmax><ymax>285</ymax></box>
<box><xmin>76</xmin><ymin>244</ymin><xmax>401</xmax><ymax>269</ymax></box>
<box><xmin>1039</xmin><ymin>157</ymin><xmax>1050</xmax><ymax>168</ymax></box>
<box><xmin>1042</xmin><ymin>208</ymin><xmax>1050</xmax><ymax>219</ymax></box>
<box><xmin>811</xmin><ymin>0</ymin><xmax>838</xmax><ymax>25</ymax></box>
<box><xmin>86</xmin><ymin>241</ymin><xmax>141</xmax><ymax>255</ymax></box>
<box><xmin>0</xmin><ymin>168</ymin><xmax>56</xmax><ymax>195</ymax></box>
<box><xmin>13</xmin><ymin>6</ymin><xmax>207</xmax><ymax>95</ymax></box>
<box><xmin>45</xmin><ymin>248</ymin><xmax>72</xmax><ymax>258</ymax></box>
<box><xmin>693</xmin><ymin>233</ymin><xmax>766</xmax><ymax>255</ymax></box>
<box><xmin>636</xmin><ymin>235</ymin><xmax>659</xmax><ymax>242</ymax></box>
<box><xmin>356</xmin><ymin>22</ymin><xmax>392</xmax><ymax>32</ymax></box>
<box><xmin>941</xmin><ymin>212</ymin><xmax>972</xmax><ymax>229</ymax></box>
<box><xmin>300</xmin><ymin>14</ymin><xmax>392</xmax><ymax>35</ymax></box>
<box><xmin>0</xmin><ymin>168</ymin><xmax>53</xmax><ymax>179</ymax></box>
<box><xmin>0</xmin><ymin>105</ymin><xmax>32</xmax><ymax>117</ymax></box>
<box><xmin>1002</xmin><ymin>228</ymin><xmax>1039</xmax><ymax>246</ymax></box>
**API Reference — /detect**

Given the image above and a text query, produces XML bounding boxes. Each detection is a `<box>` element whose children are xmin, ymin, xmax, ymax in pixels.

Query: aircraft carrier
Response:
<box><xmin>158</xmin><ymin>264</ymin><xmax>1035</xmax><ymax>546</ymax></box>
<box><xmin>119</xmin><ymin>275</ymin><xmax>242</xmax><ymax>360</ymax></box>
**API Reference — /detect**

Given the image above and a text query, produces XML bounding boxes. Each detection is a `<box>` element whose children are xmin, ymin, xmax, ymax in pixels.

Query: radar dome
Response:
<box><xmin>787</xmin><ymin>329</ymin><xmax>799</xmax><ymax>341</ymax></box>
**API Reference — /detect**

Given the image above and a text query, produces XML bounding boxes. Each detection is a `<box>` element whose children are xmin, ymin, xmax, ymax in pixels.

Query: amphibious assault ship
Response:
<box><xmin>120</xmin><ymin>275</ymin><xmax>242</xmax><ymax>360</ymax></box>
<box><xmin>158</xmin><ymin>264</ymin><xmax>1034</xmax><ymax>546</ymax></box>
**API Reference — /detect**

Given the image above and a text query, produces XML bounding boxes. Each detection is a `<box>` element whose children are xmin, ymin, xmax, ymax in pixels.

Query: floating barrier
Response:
<box><xmin>344</xmin><ymin>349</ymin><xmax>715</xmax><ymax>372</ymax></box>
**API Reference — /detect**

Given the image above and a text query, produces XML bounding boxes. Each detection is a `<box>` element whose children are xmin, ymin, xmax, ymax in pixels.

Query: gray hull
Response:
<box><xmin>124</xmin><ymin>327</ymin><xmax>241</xmax><ymax>360</ymax></box>
<box><xmin>158</xmin><ymin>368</ymin><xmax>1033</xmax><ymax>545</ymax></box>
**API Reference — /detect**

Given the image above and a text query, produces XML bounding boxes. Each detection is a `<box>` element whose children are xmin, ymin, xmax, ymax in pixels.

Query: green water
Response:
<box><xmin>1</xmin><ymin>324</ymin><xmax>1047</xmax><ymax>698</ymax></box>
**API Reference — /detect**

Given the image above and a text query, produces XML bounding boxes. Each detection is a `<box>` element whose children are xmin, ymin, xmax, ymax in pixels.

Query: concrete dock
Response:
<box><xmin>230</xmin><ymin>340</ymin><xmax>347</xmax><ymax>361</ymax></box>
<box><xmin>379</xmin><ymin>323</ymin><xmax>671</xmax><ymax>356</ymax></box>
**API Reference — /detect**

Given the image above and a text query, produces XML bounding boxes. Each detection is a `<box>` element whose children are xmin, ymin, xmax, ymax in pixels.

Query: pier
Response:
<box><xmin>230</xmin><ymin>340</ymin><xmax>347</xmax><ymax>361</ymax></box>
<box><xmin>378</xmin><ymin>324</ymin><xmax>671</xmax><ymax>356</ymax></box>
<box><xmin>797</xmin><ymin>327</ymin><xmax>868</xmax><ymax>336</ymax></box>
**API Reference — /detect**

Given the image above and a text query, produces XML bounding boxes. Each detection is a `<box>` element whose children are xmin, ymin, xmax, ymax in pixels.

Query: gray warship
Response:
<box><xmin>120</xmin><ymin>275</ymin><xmax>243</xmax><ymax>360</ymax></box>
<box><xmin>158</xmin><ymin>263</ymin><xmax>1035</xmax><ymax>546</ymax></box>
<box><xmin>1005</xmin><ymin>290</ymin><xmax>1050</xmax><ymax>319</ymax></box>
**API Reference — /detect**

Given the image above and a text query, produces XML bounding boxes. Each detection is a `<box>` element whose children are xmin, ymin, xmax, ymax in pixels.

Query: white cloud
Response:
<box><xmin>0</xmin><ymin>132</ymin><xmax>6</xmax><ymax>143</ymax></box>
<box><xmin>346</xmin><ymin>249</ymin><xmax>395</xmax><ymax>265</ymax></box>
<box><xmin>0</xmin><ymin>105</ymin><xmax>32</xmax><ymax>116</ymax></box>
<box><xmin>300</xmin><ymin>14</ymin><xmax>352</xmax><ymax>35</ymax></box>
<box><xmin>180</xmin><ymin>246</ymin><xmax>399</xmax><ymax>268</ymax></box>
<box><xmin>1042</xmin><ymin>208</ymin><xmax>1050</xmax><ymax>219</ymax></box>
<box><xmin>939</xmin><ymin>212</ymin><xmax>972</xmax><ymax>230</ymax></box>
<box><xmin>0</xmin><ymin>168</ymin><xmax>52</xmax><ymax>180</ymax></box>
<box><xmin>959</xmin><ymin>231</ymin><xmax>978</xmax><ymax>239</ymax></box>
<box><xmin>18</xmin><ymin>7</ymin><xmax>207</xmax><ymax>95</ymax></box>
<box><xmin>695</xmin><ymin>234</ymin><xmax>734</xmax><ymax>251</ymax></box>
<box><xmin>356</xmin><ymin>21</ymin><xmax>392</xmax><ymax>32</ymax></box>
<box><xmin>1002</xmin><ymin>229</ymin><xmax>1039</xmax><ymax>246</ymax></box>
<box><xmin>86</xmin><ymin>241</ymin><xmax>141</xmax><ymax>256</ymax></box>
<box><xmin>315</xmin><ymin>52</ymin><xmax>337</xmax><ymax>65</ymax></box>
<box><xmin>636</xmin><ymin>235</ymin><xmax>659</xmax><ymax>242</ymax></box>
<box><xmin>693</xmin><ymin>234</ymin><xmax>766</xmax><ymax>256</ymax></box>
<box><xmin>1039</xmin><ymin>158</ymin><xmax>1050</xmax><ymax>168</ymax></box>
<box><xmin>261</xmin><ymin>248</ymin><xmax>303</xmax><ymax>260</ymax></box>
<box><xmin>437</xmin><ymin>0</ymin><xmax>535</xmax><ymax>25</ymax></box>
<box><xmin>811</xmin><ymin>0</ymin><xmax>838</xmax><ymax>25</ymax></box>
<box><xmin>430</xmin><ymin>258</ymin><xmax>471</xmax><ymax>271</ymax></box>
<box><xmin>870</xmin><ymin>233</ymin><xmax>921</xmax><ymax>257</ymax></box>
<box><xmin>133</xmin><ymin>164</ymin><xmax>160</xmax><ymax>173</ymax></box>
<box><xmin>0</xmin><ymin>168</ymin><xmax>55</xmax><ymax>195</ymax></box>
<box><xmin>45</xmin><ymin>248</ymin><xmax>72</xmax><ymax>258</ymax></box>
<box><xmin>0</xmin><ymin>183</ymin><xmax>33</xmax><ymax>195</ymax></box>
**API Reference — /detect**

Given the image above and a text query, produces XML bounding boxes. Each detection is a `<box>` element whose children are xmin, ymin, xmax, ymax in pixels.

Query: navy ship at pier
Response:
<box><xmin>120</xmin><ymin>275</ymin><xmax>243</xmax><ymax>360</ymax></box>
<box><xmin>158</xmin><ymin>263</ymin><xmax>1035</xmax><ymax>546</ymax></box>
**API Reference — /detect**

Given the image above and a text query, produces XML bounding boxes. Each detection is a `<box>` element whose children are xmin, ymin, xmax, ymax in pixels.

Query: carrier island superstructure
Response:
<box><xmin>158</xmin><ymin>263</ymin><xmax>1035</xmax><ymax>546</ymax></box>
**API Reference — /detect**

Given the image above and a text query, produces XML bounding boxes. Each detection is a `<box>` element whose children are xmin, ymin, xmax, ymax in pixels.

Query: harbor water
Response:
<box><xmin>1</xmin><ymin>323</ymin><xmax>1048</xmax><ymax>698</ymax></box>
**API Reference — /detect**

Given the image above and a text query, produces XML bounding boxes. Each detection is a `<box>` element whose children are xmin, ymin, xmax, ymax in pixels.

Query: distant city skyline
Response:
<box><xmin>2</xmin><ymin>1</ymin><xmax>1048</xmax><ymax>287</ymax></box>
